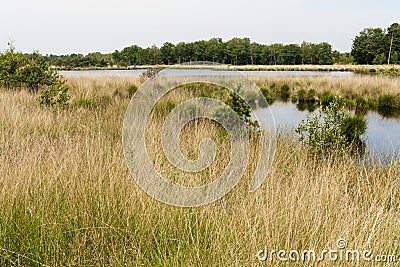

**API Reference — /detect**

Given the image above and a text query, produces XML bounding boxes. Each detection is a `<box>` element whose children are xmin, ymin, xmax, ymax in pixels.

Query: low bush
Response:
<box><xmin>280</xmin><ymin>84</ymin><xmax>291</xmax><ymax>100</ymax></box>
<box><xmin>319</xmin><ymin>91</ymin><xmax>336</xmax><ymax>106</ymax></box>
<box><xmin>260</xmin><ymin>88</ymin><xmax>275</xmax><ymax>103</ymax></box>
<box><xmin>127</xmin><ymin>84</ymin><xmax>138</xmax><ymax>98</ymax></box>
<box><xmin>39</xmin><ymin>79</ymin><xmax>70</xmax><ymax>108</ymax></box>
<box><xmin>377</xmin><ymin>94</ymin><xmax>399</xmax><ymax>108</ymax></box>
<box><xmin>295</xmin><ymin>97</ymin><xmax>367</xmax><ymax>156</ymax></box>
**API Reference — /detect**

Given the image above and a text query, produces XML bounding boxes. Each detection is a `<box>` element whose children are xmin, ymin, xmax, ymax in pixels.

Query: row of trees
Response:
<box><xmin>111</xmin><ymin>39</ymin><xmax>340</xmax><ymax>66</ymax></box>
<box><xmin>351</xmin><ymin>23</ymin><xmax>400</xmax><ymax>64</ymax></box>
<box><xmin>46</xmin><ymin>38</ymin><xmax>353</xmax><ymax>68</ymax></box>
<box><xmin>43</xmin><ymin>22</ymin><xmax>400</xmax><ymax>68</ymax></box>
<box><xmin>46</xmin><ymin>53</ymin><xmax>112</xmax><ymax>68</ymax></box>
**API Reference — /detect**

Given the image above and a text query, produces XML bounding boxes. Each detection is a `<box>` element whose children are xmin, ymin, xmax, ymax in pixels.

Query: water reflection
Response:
<box><xmin>254</xmin><ymin>102</ymin><xmax>400</xmax><ymax>161</ymax></box>
<box><xmin>377</xmin><ymin>106</ymin><xmax>400</xmax><ymax>119</ymax></box>
<box><xmin>296</xmin><ymin>101</ymin><xmax>318</xmax><ymax>112</ymax></box>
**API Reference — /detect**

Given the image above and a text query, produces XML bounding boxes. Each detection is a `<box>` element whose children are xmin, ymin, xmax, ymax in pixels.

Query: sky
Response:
<box><xmin>1</xmin><ymin>0</ymin><xmax>399</xmax><ymax>55</ymax></box>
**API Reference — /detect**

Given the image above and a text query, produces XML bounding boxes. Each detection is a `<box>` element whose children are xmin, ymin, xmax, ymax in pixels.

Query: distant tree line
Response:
<box><xmin>45</xmin><ymin>38</ymin><xmax>355</xmax><ymax>68</ymax></box>
<box><xmin>351</xmin><ymin>22</ymin><xmax>400</xmax><ymax>64</ymax></box>
<box><xmin>43</xmin><ymin>21</ymin><xmax>400</xmax><ymax>68</ymax></box>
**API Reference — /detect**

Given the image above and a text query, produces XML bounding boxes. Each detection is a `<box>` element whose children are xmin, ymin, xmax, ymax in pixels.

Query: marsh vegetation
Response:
<box><xmin>253</xmin><ymin>74</ymin><xmax>400</xmax><ymax>117</ymax></box>
<box><xmin>0</xmin><ymin>73</ymin><xmax>399</xmax><ymax>265</ymax></box>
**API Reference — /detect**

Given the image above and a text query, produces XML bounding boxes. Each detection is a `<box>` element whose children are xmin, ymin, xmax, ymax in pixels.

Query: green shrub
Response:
<box><xmin>21</xmin><ymin>52</ymin><xmax>60</xmax><ymax>92</ymax></box>
<box><xmin>0</xmin><ymin>44</ymin><xmax>61</xmax><ymax>92</ymax></box>
<box><xmin>257</xmin><ymin>92</ymin><xmax>273</xmax><ymax>107</ymax></box>
<box><xmin>365</xmin><ymin>98</ymin><xmax>377</xmax><ymax>109</ymax></box>
<box><xmin>269</xmin><ymin>82</ymin><xmax>277</xmax><ymax>91</ymax></box>
<box><xmin>39</xmin><ymin>78</ymin><xmax>70</xmax><ymax>108</ymax></box>
<box><xmin>320</xmin><ymin>91</ymin><xmax>335</xmax><ymax>106</ymax></box>
<box><xmin>0</xmin><ymin>45</ymin><xmax>27</xmax><ymax>88</ymax></box>
<box><xmin>297</xmin><ymin>89</ymin><xmax>307</xmax><ymax>101</ymax></box>
<box><xmin>260</xmin><ymin>88</ymin><xmax>275</xmax><ymax>105</ymax></box>
<box><xmin>227</xmin><ymin>85</ymin><xmax>259</xmax><ymax>128</ymax></box>
<box><xmin>376</xmin><ymin>95</ymin><xmax>400</xmax><ymax>117</ymax></box>
<box><xmin>377</xmin><ymin>94</ymin><xmax>399</xmax><ymax>108</ymax></box>
<box><xmin>211</xmin><ymin>105</ymin><xmax>241</xmax><ymax>133</ymax></box>
<box><xmin>0</xmin><ymin>43</ymin><xmax>70</xmax><ymax>108</ymax></box>
<box><xmin>340</xmin><ymin>116</ymin><xmax>367</xmax><ymax>142</ymax></box>
<box><xmin>378</xmin><ymin>67</ymin><xmax>400</xmax><ymax>77</ymax></box>
<box><xmin>212</xmin><ymin>85</ymin><xmax>259</xmax><ymax>131</ymax></box>
<box><xmin>295</xmin><ymin>97</ymin><xmax>367</xmax><ymax>156</ymax></box>
<box><xmin>377</xmin><ymin>106</ymin><xmax>400</xmax><ymax>118</ymax></box>
<box><xmin>127</xmin><ymin>84</ymin><xmax>138</xmax><ymax>98</ymax></box>
<box><xmin>280</xmin><ymin>84</ymin><xmax>291</xmax><ymax>101</ymax></box>
<box><xmin>297</xmin><ymin>88</ymin><xmax>319</xmax><ymax>103</ymax></box>
<box><xmin>306</xmin><ymin>89</ymin><xmax>317</xmax><ymax>102</ymax></box>
<box><xmin>178</xmin><ymin>104</ymin><xmax>201</xmax><ymax>119</ymax></box>
<box><xmin>354</xmin><ymin>97</ymin><xmax>368</xmax><ymax>116</ymax></box>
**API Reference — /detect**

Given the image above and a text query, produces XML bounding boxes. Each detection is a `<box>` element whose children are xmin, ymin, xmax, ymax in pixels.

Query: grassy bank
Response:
<box><xmin>252</xmin><ymin>75</ymin><xmax>400</xmax><ymax>117</ymax></box>
<box><xmin>1</xmin><ymin>76</ymin><xmax>399</xmax><ymax>266</ymax></box>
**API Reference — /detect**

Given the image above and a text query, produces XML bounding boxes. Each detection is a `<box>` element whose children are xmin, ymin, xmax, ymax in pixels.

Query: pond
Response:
<box><xmin>254</xmin><ymin>102</ymin><xmax>400</xmax><ymax>162</ymax></box>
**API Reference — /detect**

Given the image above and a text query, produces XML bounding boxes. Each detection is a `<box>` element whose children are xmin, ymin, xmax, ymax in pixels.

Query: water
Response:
<box><xmin>60</xmin><ymin>69</ymin><xmax>355</xmax><ymax>77</ymax></box>
<box><xmin>254</xmin><ymin>102</ymin><xmax>400</xmax><ymax>161</ymax></box>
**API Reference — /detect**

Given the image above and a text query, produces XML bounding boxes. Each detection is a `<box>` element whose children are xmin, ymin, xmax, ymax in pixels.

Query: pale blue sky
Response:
<box><xmin>1</xmin><ymin>0</ymin><xmax>399</xmax><ymax>54</ymax></box>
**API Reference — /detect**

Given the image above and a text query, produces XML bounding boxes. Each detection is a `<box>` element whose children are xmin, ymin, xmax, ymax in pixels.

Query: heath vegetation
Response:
<box><xmin>0</xmin><ymin>73</ymin><xmax>399</xmax><ymax>265</ymax></box>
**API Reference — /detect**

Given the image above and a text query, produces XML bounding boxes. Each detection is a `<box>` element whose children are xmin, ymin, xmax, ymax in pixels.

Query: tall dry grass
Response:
<box><xmin>0</xmin><ymin>76</ymin><xmax>399</xmax><ymax>266</ymax></box>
